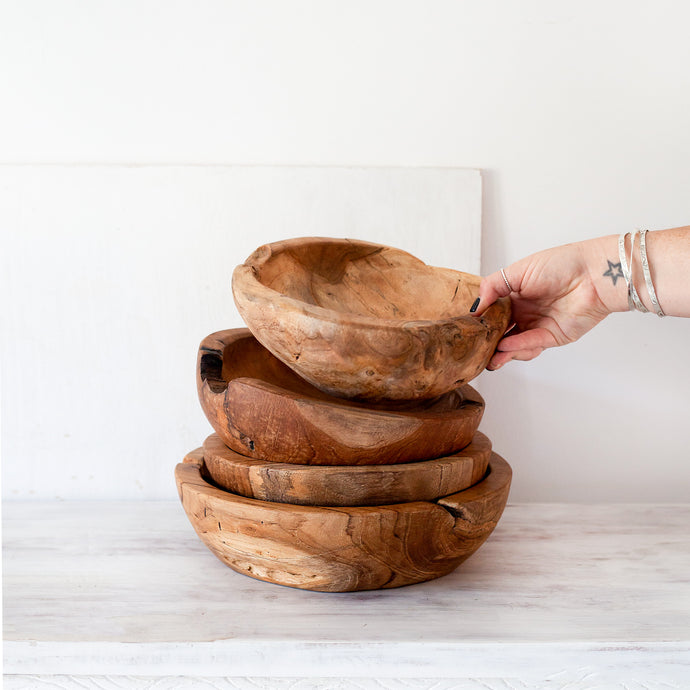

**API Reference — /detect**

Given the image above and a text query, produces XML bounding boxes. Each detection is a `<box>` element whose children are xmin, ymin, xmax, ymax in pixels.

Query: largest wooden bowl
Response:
<box><xmin>176</xmin><ymin>448</ymin><xmax>512</xmax><ymax>592</ymax></box>
<box><xmin>198</xmin><ymin>329</ymin><xmax>484</xmax><ymax>465</ymax></box>
<box><xmin>232</xmin><ymin>237</ymin><xmax>511</xmax><ymax>401</ymax></box>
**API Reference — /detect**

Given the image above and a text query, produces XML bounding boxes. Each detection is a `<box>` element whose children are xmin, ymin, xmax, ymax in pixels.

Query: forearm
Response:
<box><xmin>583</xmin><ymin>226</ymin><xmax>690</xmax><ymax>317</ymax></box>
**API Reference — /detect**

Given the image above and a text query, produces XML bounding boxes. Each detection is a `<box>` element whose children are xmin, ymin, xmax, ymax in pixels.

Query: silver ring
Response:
<box><xmin>500</xmin><ymin>268</ymin><xmax>514</xmax><ymax>293</ymax></box>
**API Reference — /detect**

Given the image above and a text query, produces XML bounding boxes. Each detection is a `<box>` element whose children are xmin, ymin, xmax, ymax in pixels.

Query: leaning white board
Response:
<box><xmin>0</xmin><ymin>165</ymin><xmax>481</xmax><ymax>500</ymax></box>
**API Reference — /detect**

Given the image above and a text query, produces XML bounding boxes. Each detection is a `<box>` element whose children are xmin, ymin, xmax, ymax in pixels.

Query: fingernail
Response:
<box><xmin>469</xmin><ymin>297</ymin><xmax>480</xmax><ymax>313</ymax></box>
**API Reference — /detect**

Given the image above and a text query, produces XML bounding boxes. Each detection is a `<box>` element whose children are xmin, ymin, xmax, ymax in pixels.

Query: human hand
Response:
<box><xmin>472</xmin><ymin>241</ymin><xmax>612</xmax><ymax>370</ymax></box>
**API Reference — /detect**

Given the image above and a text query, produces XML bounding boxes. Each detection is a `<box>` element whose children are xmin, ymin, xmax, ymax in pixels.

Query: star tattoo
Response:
<box><xmin>603</xmin><ymin>260</ymin><xmax>624</xmax><ymax>286</ymax></box>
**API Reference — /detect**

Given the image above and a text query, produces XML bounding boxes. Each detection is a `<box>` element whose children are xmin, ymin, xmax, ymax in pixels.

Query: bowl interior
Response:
<box><xmin>254</xmin><ymin>239</ymin><xmax>480</xmax><ymax>321</ymax></box>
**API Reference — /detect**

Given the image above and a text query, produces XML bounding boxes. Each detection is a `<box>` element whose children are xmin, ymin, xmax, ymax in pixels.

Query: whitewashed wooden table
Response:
<box><xmin>4</xmin><ymin>501</ymin><xmax>690</xmax><ymax>689</ymax></box>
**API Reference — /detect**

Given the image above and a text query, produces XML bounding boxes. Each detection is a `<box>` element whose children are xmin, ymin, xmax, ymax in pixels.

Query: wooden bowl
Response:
<box><xmin>197</xmin><ymin>329</ymin><xmax>485</xmax><ymax>465</ymax></box>
<box><xmin>177</xmin><ymin>448</ymin><xmax>511</xmax><ymax>592</ymax></box>
<box><xmin>202</xmin><ymin>431</ymin><xmax>491</xmax><ymax>506</ymax></box>
<box><xmin>232</xmin><ymin>237</ymin><xmax>511</xmax><ymax>401</ymax></box>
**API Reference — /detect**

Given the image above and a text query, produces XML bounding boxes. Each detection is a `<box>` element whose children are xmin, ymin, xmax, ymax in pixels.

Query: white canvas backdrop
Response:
<box><xmin>0</xmin><ymin>165</ymin><xmax>481</xmax><ymax>500</ymax></box>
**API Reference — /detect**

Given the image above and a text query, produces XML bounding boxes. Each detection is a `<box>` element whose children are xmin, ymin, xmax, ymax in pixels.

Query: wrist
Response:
<box><xmin>581</xmin><ymin>234</ymin><xmax>629</xmax><ymax>315</ymax></box>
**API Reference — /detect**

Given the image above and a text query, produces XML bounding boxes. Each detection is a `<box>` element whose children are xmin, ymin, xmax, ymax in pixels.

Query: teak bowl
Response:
<box><xmin>177</xmin><ymin>448</ymin><xmax>512</xmax><ymax>592</ymax></box>
<box><xmin>197</xmin><ymin>329</ymin><xmax>485</xmax><ymax>465</ymax></box>
<box><xmin>202</xmin><ymin>431</ymin><xmax>491</xmax><ymax>506</ymax></box>
<box><xmin>232</xmin><ymin>237</ymin><xmax>511</xmax><ymax>401</ymax></box>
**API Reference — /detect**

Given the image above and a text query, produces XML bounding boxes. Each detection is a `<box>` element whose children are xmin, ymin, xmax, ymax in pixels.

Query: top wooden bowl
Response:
<box><xmin>232</xmin><ymin>237</ymin><xmax>511</xmax><ymax>401</ymax></box>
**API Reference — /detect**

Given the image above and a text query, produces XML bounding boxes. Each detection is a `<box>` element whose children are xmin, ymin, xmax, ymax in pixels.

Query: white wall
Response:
<box><xmin>2</xmin><ymin>0</ymin><xmax>689</xmax><ymax>502</ymax></box>
<box><xmin>0</xmin><ymin>166</ymin><xmax>482</xmax><ymax>499</ymax></box>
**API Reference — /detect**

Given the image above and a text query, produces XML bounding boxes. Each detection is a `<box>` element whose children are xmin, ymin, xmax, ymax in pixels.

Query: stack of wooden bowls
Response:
<box><xmin>176</xmin><ymin>237</ymin><xmax>513</xmax><ymax>592</ymax></box>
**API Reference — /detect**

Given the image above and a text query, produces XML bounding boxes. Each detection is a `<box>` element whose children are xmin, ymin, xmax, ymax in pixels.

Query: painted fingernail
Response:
<box><xmin>469</xmin><ymin>297</ymin><xmax>480</xmax><ymax>313</ymax></box>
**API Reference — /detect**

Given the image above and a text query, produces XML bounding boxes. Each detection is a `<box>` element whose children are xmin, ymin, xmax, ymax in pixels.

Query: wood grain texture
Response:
<box><xmin>197</xmin><ymin>329</ymin><xmax>485</xmax><ymax>465</ymax></box>
<box><xmin>232</xmin><ymin>237</ymin><xmax>511</xmax><ymax>401</ymax></box>
<box><xmin>202</xmin><ymin>432</ymin><xmax>491</xmax><ymax>506</ymax></box>
<box><xmin>175</xmin><ymin>450</ymin><xmax>511</xmax><ymax>592</ymax></box>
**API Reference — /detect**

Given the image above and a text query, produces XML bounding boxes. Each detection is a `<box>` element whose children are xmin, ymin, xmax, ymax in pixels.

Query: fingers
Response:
<box><xmin>471</xmin><ymin>258</ymin><xmax>553</xmax><ymax>370</ymax></box>
<box><xmin>494</xmin><ymin>327</ymin><xmax>559</xmax><ymax>352</ymax></box>
<box><xmin>485</xmin><ymin>328</ymin><xmax>558</xmax><ymax>371</ymax></box>
<box><xmin>471</xmin><ymin>265</ymin><xmax>520</xmax><ymax>316</ymax></box>
<box><xmin>487</xmin><ymin>346</ymin><xmax>544</xmax><ymax>370</ymax></box>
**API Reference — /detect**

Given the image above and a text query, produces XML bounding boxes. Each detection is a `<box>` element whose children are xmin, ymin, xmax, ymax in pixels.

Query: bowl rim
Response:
<box><xmin>232</xmin><ymin>236</ymin><xmax>510</xmax><ymax>334</ymax></box>
<box><xmin>178</xmin><ymin>447</ymin><xmax>512</xmax><ymax>515</ymax></box>
<box><xmin>202</xmin><ymin>429</ymin><xmax>491</xmax><ymax>480</ymax></box>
